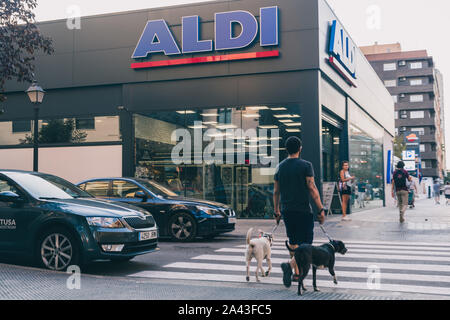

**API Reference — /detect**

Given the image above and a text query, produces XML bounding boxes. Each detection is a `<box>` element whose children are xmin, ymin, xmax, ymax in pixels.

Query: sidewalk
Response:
<box><xmin>232</xmin><ymin>197</ymin><xmax>450</xmax><ymax>243</ymax></box>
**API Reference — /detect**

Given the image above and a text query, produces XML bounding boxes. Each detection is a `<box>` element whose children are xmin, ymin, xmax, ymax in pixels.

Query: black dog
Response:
<box><xmin>284</xmin><ymin>240</ymin><xmax>348</xmax><ymax>295</ymax></box>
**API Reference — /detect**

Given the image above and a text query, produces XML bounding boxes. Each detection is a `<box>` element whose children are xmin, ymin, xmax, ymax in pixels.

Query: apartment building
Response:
<box><xmin>361</xmin><ymin>43</ymin><xmax>446</xmax><ymax>179</ymax></box>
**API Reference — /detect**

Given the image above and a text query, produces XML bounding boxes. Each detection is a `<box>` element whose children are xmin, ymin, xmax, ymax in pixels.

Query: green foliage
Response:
<box><xmin>0</xmin><ymin>0</ymin><xmax>54</xmax><ymax>104</ymax></box>
<box><xmin>20</xmin><ymin>119</ymin><xmax>87</xmax><ymax>144</ymax></box>
<box><xmin>393</xmin><ymin>135</ymin><xmax>406</xmax><ymax>159</ymax></box>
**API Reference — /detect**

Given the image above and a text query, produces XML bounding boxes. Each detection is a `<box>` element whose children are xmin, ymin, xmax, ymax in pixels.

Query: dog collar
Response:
<box><xmin>326</xmin><ymin>242</ymin><xmax>335</xmax><ymax>251</ymax></box>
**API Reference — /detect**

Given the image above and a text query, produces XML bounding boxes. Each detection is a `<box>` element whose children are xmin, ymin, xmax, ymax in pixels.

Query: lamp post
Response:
<box><xmin>26</xmin><ymin>82</ymin><xmax>45</xmax><ymax>172</ymax></box>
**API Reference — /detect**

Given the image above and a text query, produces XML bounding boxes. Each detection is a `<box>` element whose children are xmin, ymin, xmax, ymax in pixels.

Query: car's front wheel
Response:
<box><xmin>36</xmin><ymin>227</ymin><xmax>81</xmax><ymax>271</ymax></box>
<box><xmin>168</xmin><ymin>212</ymin><xmax>197</xmax><ymax>242</ymax></box>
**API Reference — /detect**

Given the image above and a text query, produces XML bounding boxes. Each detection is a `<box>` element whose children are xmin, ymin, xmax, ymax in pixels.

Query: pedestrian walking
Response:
<box><xmin>391</xmin><ymin>161</ymin><xmax>411</xmax><ymax>223</ymax></box>
<box><xmin>407</xmin><ymin>176</ymin><xmax>418</xmax><ymax>208</ymax></box>
<box><xmin>357</xmin><ymin>178</ymin><xmax>366</xmax><ymax>208</ymax></box>
<box><xmin>433</xmin><ymin>180</ymin><xmax>441</xmax><ymax>205</ymax></box>
<box><xmin>273</xmin><ymin>136</ymin><xmax>326</xmax><ymax>286</ymax></box>
<box><xmin>445</xmin><ymin>182</ymin><xmax>450</xmax><ymax>206</ymax></box>
<box><xmin>338</xmin><ymin>161</ymin><xmax>355</xmax><ymax>221</ymax></box>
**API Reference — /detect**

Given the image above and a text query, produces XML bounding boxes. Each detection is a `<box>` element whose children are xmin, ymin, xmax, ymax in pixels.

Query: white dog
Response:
<box><xmin>245</xmin><ymin>227</ymin><xmax>274</xmax><ymax>282</ymax></box>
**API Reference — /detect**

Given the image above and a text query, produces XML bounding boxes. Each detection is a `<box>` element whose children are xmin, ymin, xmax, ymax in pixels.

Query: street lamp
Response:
<box><xmin>26</xmin><ymin>82</ymin><xmax>45</xmax><ymax>172</ymax></box>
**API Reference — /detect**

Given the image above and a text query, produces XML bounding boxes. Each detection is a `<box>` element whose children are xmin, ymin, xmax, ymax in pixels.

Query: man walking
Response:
<box><xmin>391</xmin><ymin>161</ymin><xmax>411</xmax><ymax>223</ymax></box>
<box><xmin>433</xmin><ymin>180</ymin><xmax>441</xmax><ymax>205</ymax></box>
<box><xmin>273</xmin><ymin>137</ymin><xmax>325</xmax><ymax>288</ymax></box>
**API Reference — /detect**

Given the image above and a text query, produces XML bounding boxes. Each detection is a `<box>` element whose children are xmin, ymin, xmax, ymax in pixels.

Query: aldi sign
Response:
<box><xmin>327</xmin><ymin>20</ymin><xmax>357</xmax><ymax>86</ymax></box>
<box><xmin>131</xmin><ymin>7</ymin><xmax>279</xmax><ymax>69</ymax></box>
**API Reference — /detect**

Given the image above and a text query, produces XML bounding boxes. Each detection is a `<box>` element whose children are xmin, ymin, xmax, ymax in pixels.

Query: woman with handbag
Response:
<box><xmin>339</xmin><ymin>161</ymin><xmax>355</xmax><ymax>221</ymax></box>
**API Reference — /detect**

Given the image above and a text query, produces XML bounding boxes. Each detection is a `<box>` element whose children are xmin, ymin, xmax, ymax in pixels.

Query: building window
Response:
<box><xmin>384</xmin><ymin>80</ymin><xmax>397</xmax><ymax>87</ymax></box>
<box><xmin>410</xmin><ymin>95</ymin><xmax>424</xmax><ymax>102</ymax></box>
<box><xmin>394</xmin><ymin>111</ymin><xmax>398</xmax><ymax>120</ymax></box>
<box><xmin>410</xmin><ymin>62</ymin><xmax>423</xmax><ymax>69</ymax></box>
<box><xmin>134</xmin><ymin>104</ymin><xmax>301</xmax><ymax>218</ymax></box>
<box><xmin>420</xmin><ymin>144</ymin><xmax>426</xmax><ymax>153</ymax></box>
<box><xmin>12</xmin><ymin>120</ymin><xmax>31</xmax><ymax>133</ymax></box>
<box><xmin>421</xmin><ymin>161</ymin><xmax>426</xmax><ymax>169</ymax></box>
<box><xmin>410</xmin><ymin>79</ymin><xmax>423</xmax><ymax>86</ymax></box>
<box><xmin>411</xmin><ymin>127</ymin><xmax>425</xmax><ymax>136</ymax></box>
<box><xmin>76</xmin><ymin>117</ymin><xmax>95</xmax><ymax>130</ymax></box>
<box><xmin>383</xmin><ymin>63</ymin><xmax>397</xmax><ymax>71</ymax></box>
<box><xmin>395</xmin><ymin>128</ymin><xmax>399</xmax><ymax>136</ymax></box>
<box><xmin>392</xmin><ymin>95</ymin><xmax>398</xmax><ymax>103</ymax></box>
<box><xmin>410</xmin><ymin>111</ymin><xmax>425</xmax><ymax>119</ymax></box>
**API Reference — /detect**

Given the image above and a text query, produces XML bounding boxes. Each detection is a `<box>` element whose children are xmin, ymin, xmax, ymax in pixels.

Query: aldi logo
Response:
<box><xmin>327</xmin><ymin>20</ymin><xmax>357</xmax><ymax>87</ymax></box>
<box><xmin>131</xmin><ymin>7</ymin><xmax>280</xmax><ymax>69</ymax></box>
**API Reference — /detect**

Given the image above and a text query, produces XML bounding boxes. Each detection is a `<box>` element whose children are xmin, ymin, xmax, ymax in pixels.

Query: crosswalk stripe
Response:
<box><xmin>128</xmin><ymin>270</ymin><xmax>450</xmax><ymax>296</ymax></box>
<box><xmin>192</xmin><ymin>255</ymin><xmax>450</xmax><ymax>272</ymax></box>
<box><xmin>163</xmin><ymin>262</ymin><xmax>450</xmax><ymax>283</ymax></box>
<box><xmin>234</xmin><ymin>245</ymin><xmax>450</xmax><ymax>256</ymax></box>
<box><xmin>274</xmin><ymin>239</ymin><xmax>450</xmax><ymax>248</ymax></box>
<box><xmin>217</xmin><ymin>248</ymin><xmax>450</xmax><ymax>262</ymax></box>
<box><xmin>266</xmin><ymin>244</ymin><xmax>450</xmax><ymax>252</ymax></box>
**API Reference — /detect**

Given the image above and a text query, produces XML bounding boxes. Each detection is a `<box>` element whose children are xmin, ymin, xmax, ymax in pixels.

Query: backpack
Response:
<box><xmin>393</xmin><ymin>169</ymin><xmax>407</xmax><ymax>190</ymax></box>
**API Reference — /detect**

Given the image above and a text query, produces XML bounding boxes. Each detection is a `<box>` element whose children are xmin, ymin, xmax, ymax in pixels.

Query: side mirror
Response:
<box><xmin>0</xmin><ymin>191</ymin><xmax>23</xmax><ymax>203</ymax></box>
<box><xmin>135</xmin><ymin>191</ymin><xmax>148</xmax><ymax>202</ymax></box>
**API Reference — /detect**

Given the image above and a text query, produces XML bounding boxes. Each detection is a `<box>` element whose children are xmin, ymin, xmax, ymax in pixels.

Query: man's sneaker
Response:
<box><xmin>281</xmin><ymin>263</ymin><xmax>292</xmax><ymax>288</ymax></box>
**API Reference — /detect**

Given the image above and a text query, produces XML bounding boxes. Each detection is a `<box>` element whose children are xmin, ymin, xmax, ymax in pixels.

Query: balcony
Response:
<box><xmin>420</xmin><ymin>134</ymin><xmax>438</xmax><ymax>143</ymax></box>
<box><xmin>395</xmin><ymin>117</ymin><xmax>436</xmax><ymax>127</ymax></box>
<box><xmin>389</xmin><ymin>83</ymin><xmax>434</xmax><ymax>95</ymax></box>
<box><xmin>421</xmin><ymin>168</ymin><xmax>439</xmax><ymax>178</ymax></box>
<box><xmin>420</xmin><ymin>151</ymin><xmax>438</xmax><ymax>160</ymax></box>
<box><xmin>395</xmin><ymin>67</ymin><xmax>434</xmax><ymax>78</ymax></box>
<box><xmin>395</xmin><ymin>101</ymin><xmax>435</xmax><ymax>110</ymax></box>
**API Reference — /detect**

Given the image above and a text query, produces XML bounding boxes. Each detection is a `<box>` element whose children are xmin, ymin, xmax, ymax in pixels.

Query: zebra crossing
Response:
<box><xmin>129</xmin><ymin>239</ymin><xmax>450</xmax><ymax>297</ymax></box>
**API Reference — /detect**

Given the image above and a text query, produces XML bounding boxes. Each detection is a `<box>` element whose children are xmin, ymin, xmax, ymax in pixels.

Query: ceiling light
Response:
<box><xmin>247</xmin><ymin>106</ymin><xmax>269</xmax><ymax>111</ymax></box>
<box><xmin>258</xmin><ymin>125</ymin><xmax>278</xmax><ymax>129</ymax></box>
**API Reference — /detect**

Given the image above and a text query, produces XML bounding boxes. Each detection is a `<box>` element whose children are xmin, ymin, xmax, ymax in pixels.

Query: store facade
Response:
<box><xmin>0</xmin><ymin>0</ymin><xmax>395</xmax><ymax>218</ymax></box>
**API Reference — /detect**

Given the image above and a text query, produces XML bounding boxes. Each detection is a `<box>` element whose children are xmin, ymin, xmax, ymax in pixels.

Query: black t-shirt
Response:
<box><xmin>274</xmin><ymin>158</ymin><xmax>314</xmax><ymax>213</ymax></box>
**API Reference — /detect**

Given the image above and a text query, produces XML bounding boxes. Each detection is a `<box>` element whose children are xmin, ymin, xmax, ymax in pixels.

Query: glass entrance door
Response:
<box><xmin>322</xmin><ymin>120</ymin><xmax>341</xmax><ymax>183</ymax></box>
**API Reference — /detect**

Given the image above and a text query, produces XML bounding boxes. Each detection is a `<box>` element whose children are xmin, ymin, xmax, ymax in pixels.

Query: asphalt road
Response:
<box><xmin>1</xmin><ymin>197</ymin><xmax>449</xmax><ymax>300</ymax></box>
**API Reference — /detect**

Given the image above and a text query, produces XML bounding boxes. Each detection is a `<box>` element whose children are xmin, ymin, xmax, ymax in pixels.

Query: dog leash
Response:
<box><xmin>271</xmin><ymin>220</ymin><xmax>281</xmax><ymax>234</ymax></box>
<box><xmin>320</xmin><ymin>225</ymin><xmax>334</xmax><ymax>242</ymax></box>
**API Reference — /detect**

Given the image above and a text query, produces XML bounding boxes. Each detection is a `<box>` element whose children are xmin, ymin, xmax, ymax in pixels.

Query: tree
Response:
<box><xmin>20</xmin><ymin>119</ymin><xmax>87</xmax><ymax>144</ymax></box>
<box><xmin>393</xmin><ymin>135</ymin><xmax>406</xmax><ymax>159</ymax></box>
<box><xmin>0</xmin><ymin>0</ymin><xmax>53</xmax><ymax>104</ymax></box>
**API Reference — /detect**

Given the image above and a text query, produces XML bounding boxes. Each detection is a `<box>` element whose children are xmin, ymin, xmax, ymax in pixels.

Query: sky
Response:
<box><xmin>33</xmin><ymin>0</ymin><xmax>450</xmax><ymax>170</ymax></box>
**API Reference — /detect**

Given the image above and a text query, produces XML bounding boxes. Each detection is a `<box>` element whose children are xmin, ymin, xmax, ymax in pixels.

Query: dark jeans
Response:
<box><xmin>281</xmin><ymin>210</ymin><xmax>314</xmax><ymax>245</ymax></box>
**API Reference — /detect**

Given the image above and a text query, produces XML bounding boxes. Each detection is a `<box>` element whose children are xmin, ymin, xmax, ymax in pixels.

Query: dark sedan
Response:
<box><xmin>76</xmin><ymin>178</ymin><xmax>237</xmax><ymax>241</ymax></box>
<box><xmin>0</xmin><ymin>170</ymin><xmax>159</xmax><ymax>271</ymax></box>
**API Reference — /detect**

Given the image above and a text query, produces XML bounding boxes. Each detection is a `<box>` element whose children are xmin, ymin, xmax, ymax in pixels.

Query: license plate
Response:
<box><xmin>228</xmin><ymin>217</ymin><xmax>237</xmax><ymax>224</ymax></box>
<box><xmin>139</xmin><ymin>230</ymin><xmax>157</xmax><ymax>241</ymax></box>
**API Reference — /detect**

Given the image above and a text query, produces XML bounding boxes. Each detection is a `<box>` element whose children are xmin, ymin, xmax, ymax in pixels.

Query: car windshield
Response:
<box><xmin>136</xmin><ymin>179</ymin><xmax>178</xmax><ymax>197</ymax></box>
<box><xmin>5</xmin><ymin>172</ymin><xmax>93</xmax><ymax>200</ymax></box>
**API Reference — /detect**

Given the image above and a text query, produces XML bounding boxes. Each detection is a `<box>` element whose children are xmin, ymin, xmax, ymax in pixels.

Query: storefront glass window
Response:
<box><xmin>0</xmin><ymin>116</ymin><xmax>120</xmax><ymax>146</ymax></box>
<box><xmin>349</xmin><ymin>102</ymin><xmax>384</xmax><ymax>212</ymax></box>
<box><xmin>134</xmin><ymin>105</ymin><xmax>302</xmax><ymax>219</ymax></box>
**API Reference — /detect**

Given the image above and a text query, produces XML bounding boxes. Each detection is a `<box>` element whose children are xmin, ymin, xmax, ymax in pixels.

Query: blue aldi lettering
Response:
<box><xmin>328</xmin><ymin>20</ymin><xmax>356</xmax><ymax>78</ymax></box>
<box><xmin>132</xmin><ymin>6</ymin><xmax>279</xmax><ymax>59</ymax></box>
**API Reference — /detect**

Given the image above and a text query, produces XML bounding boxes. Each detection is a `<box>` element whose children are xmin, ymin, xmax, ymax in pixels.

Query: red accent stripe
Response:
<box><xmin>131</xmin><ymin>50</ymin><xmax>280</xmax><ymax>69</ymax></box>
<box><xmin>327</xmin><ymin>56</ymin><xmax>357</xmax><ymax>88</ymax></box>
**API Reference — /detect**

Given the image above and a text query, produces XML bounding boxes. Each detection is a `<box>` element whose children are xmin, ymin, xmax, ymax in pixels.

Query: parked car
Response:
<box><xmin>0</xmin><ymin>170</ymin><xmax>159</xmax><ymax>271</ymax></box>
<box><xmin>76</xmin><ymin>178</ymin><xmax>237</xmax><ymax>242</ymax></box>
